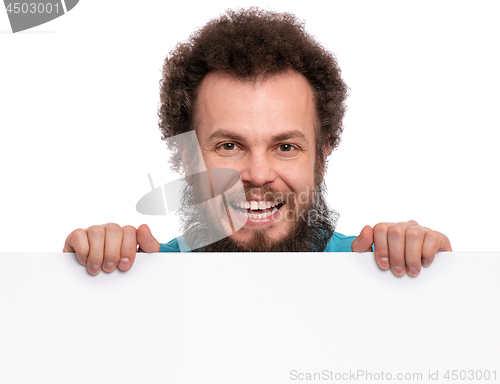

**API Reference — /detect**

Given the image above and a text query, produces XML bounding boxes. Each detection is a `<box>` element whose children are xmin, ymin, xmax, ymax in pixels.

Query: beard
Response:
<box><xmin>177</xmin><ymin>175</ymin><xmax>339</xmax><ymax>252</ymax></box>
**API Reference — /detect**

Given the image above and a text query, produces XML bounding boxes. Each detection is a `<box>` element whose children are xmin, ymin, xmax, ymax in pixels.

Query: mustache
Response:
<box><xmin>242</xmin><ymin>185</ymin><xmax>297</xmax><ymax>209</ymax></box>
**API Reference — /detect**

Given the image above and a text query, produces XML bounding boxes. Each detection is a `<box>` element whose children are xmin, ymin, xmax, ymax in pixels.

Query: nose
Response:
<box><xmin>239</xmin><ymin>149</ymin><xmax>277</xmax><ymax>187</ymax></box>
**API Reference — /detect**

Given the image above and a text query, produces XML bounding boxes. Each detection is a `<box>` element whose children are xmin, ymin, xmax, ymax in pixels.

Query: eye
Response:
<box><xmin>215</xmin><ymin>142</ymin><xmax>243</xmax><ymax>157</ymax></box>
<box><xmin>219</xmin><ymin>142</ymin><xmax>240</xmax><ymax>151</ymax></box>
<box><xmin>277</xmin><ymin>144</ymin><xmax>296</xmax><ymax>152</ymax></box>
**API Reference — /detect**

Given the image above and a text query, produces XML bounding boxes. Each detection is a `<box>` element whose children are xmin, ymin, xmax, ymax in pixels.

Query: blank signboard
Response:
<box><xmin>0</xmin><ymin>252</ymin><xmax>499</xmax><ymax>383</ymax></box>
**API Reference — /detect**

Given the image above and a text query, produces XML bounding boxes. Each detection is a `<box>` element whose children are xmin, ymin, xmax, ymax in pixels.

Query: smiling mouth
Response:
<box><xmin>229</xmin><ymin>200</ymin><xmax>285</xmax><ymax>219</ymax></box>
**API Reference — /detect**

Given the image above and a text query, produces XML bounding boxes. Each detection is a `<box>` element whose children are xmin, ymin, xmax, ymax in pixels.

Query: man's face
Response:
<box><xmin>194</xmin><ymin>70</ymin><xmax>318</xmax><ymax>248</ymax></box>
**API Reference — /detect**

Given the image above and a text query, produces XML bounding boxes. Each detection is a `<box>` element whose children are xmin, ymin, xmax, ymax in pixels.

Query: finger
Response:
<box><xmin>63</xmin><ymin>228</ymin><xmax>90</xmax><ymax>266</ymax></box>
<box><xmin>118</xmin><ymin>225</ymin><xmax>137</xmax><ymax>271</ymax></box>
<box><xmin>86</xmin><ymin>225</ymin><xmax>106</xmax><ymax>275</ymax></box>
<box><xmin>404</xmin><ymin>225</ymin><xmax>429</xmax><ymax>277</ymax></box>
<box><xmin>421</xmin><ymin>230</ymin><xmax>452</xmax><ymax>267</ymax></box>
<box><xmin>102</xmin><ymin>223</ymin><xmax>123</xmax><ymax>273</ymax></box>
<box><xmin>387</xmin><ymin>221</ymin><xmax>418</xmax><ymax>276</ymax></box>
<box><xmin>137</xmin><ymin>224</ymin><xmax>161</xmax><ymax>253</ymax></box>
<box><xmin>373</xmin><ymin>222</ymin><xmax>394</xmax><ymax>270</ymax></box>
<box><xmin>351</xmin><ymin>225</ymin><xmax>374</xmax><ymax>253</ymax></box>
<box><xmin>437</xmin><ymin>232</ymin><xmax>453</xmax><ymax>252</ymax></box>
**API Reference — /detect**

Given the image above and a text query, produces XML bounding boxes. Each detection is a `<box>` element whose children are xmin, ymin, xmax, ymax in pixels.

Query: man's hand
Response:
<box><xmin>351</xmin><ymin>220</ymin><xmax>452</xmax><ymax>277</ymax></box>
<box><xmin>63</xmin><ymin>224</ymin><xmax>160</xmax><ymax>275</ymax></box>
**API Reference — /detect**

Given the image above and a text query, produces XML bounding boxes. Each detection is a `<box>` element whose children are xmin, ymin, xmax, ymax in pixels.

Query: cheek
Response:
<box><xmin>277</xmin><ymin>162</ymin><xmax>315</xmax><ymax>196</ymax></box>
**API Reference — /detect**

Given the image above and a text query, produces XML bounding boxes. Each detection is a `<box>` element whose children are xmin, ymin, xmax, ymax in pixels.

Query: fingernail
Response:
<box><xmin>90</xmin><ymin>264</ymin><xmax>101</xmax><ymax>275</ymax></box>
<box><xmin>103</xmin><ymin>262</ymin><xmax>116</xmax><ymax>272</ymax></box>
<box><xmin>149</xmin><ymin>228</ymin><xmax>154</xmax><ymax>240</ymax></box>
<box><xmin>82</xmin><ymin>258</ymin><xmax>87</xmax><ymax>265</ymax></box>
<box><xmin>422</xmin><ymin>260</ymin><xmax>430</xmax><ymax>267</ymax></box>
<box><xmin>118</xmin><ymin>258</ymin><xmax>130</xmax><ymax>269</ymax></box>
<box><xmin>380</xmin><ymin>257</ymin><xmax>390</xmax><ymax>269</ymax></box>
<box><xmin>408</xmin><ymin>266</ymin><xmax>419</xmax><ymax>276</ymax></box>
<box><xmin>393</xmin><ymin>266</ymin><xmax>405</xmax><ymax>276</ymax></box>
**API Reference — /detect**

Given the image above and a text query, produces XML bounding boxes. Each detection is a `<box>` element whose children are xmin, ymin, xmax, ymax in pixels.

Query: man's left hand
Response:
<box><xmin>351</xmin><ymin>220</ymin><xmax>452</xmax><ymax>277</ymax></box>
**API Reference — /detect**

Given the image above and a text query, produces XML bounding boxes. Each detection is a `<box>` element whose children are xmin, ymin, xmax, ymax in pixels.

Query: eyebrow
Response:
<box><xmin>206</xmin><ymin>129</ymin><xmax>309</xmax><ymax>144</ymax></box>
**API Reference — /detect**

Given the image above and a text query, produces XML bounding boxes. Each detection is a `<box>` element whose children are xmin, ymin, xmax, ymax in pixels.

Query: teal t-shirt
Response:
<box><xmin>159</xmin><ymin>232</ymin><xmax>356</xmax><ymax>252</ymax></box>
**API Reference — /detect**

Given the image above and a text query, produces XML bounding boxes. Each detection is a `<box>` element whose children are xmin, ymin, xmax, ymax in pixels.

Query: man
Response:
<box><xmin>63</xmin><ymin>8</ymin><xmax>452</xmax><ymax>276</ymax></box>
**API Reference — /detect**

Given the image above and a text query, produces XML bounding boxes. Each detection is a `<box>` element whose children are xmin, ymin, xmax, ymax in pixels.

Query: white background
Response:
<box><xmin>1</xmin><ymin>0</ymin><xmax>498</xmax><ymax>252</ymax></box>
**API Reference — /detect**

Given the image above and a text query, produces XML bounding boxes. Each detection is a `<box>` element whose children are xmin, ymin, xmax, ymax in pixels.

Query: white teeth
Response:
<box><xmin>239</xmin><ymin>200</ymin><xmax>282</xmax><ymax>212</ymax></box>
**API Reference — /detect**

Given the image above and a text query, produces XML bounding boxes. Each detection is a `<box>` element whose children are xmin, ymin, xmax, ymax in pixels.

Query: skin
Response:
<box><xmin>63</xmin><ymin>70</ymin><xmax>452</xmax><ymax>276</ymax></box>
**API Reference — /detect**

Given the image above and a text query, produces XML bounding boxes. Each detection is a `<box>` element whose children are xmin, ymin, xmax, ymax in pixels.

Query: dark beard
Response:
<box><xmin>178</xmin><ymin>176</ymin><xmax>339</xmax><ymax>252</ymax></box>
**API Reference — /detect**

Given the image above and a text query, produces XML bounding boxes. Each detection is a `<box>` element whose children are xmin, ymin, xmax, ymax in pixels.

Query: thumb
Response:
<box><xmin>137</xmin><ymin>224</ymin><xmax>161</xmax><ymax>253</ymax></box>
<box><xmin>351</xmin><ymin>225</ymin><xmax>374</xmax><ymax>252</ymax></box>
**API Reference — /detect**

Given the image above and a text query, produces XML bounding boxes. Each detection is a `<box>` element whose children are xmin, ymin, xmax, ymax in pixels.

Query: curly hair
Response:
<box><xmin>158</xmin><ymin>7</ymin><xmax>348</xmax><ymax>174</ymax></box>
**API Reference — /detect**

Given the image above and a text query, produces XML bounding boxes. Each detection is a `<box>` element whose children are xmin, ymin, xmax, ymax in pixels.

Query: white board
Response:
<box><xmin>0</xmin><ymin>252</ymin><xmax>499</xmax><ymax>383</ymax></box>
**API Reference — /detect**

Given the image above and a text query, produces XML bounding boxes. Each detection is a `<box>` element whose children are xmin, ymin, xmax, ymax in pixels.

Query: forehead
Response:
<box><xmin>194</xmin><ymin>70</ymin><xmax>317</xmax><ymax>142</ymax></box>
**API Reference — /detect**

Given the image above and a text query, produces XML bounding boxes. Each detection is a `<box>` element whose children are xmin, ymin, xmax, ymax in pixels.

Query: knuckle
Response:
<box><xmin>72</xmin><ymin>227</ymin><xmax>86</xmax><ymax>237</ymax></box>
<box><xmin>122</xmin><ymin>246</ymin><xmax>136</xmax><ymax>257</ymax></box>
<box><xmin>122</xmin><ymin>225</ymin><xmax>137</xmax><ymax>236</ymax></box>
<box><xmin>390</xmin><ymin>257</ymin><xmax>405</xmax><ymax>266</ymax></box>
<box><xmin>375</xmin><ymin>250</ymin><xmax>389</xmax><ymax>261</ymax></box>
<box><xmin>86</xmin><ymin>225</ymin><xmax>105</xmax><ymax>238</ymax></box>
<box><xmin>373</xmin><ymin>222</ymin><xmax>391</xmax><ymax>234</ymax></box>
<box><xmin>120</xmin><ymin>251</ymin><xmax>136</xmax><ymax>261</ymax></box>
<box><xmin>406</xmin><ymin>226</ymin><xmax>423</xmax><ymax>241</ymax></box>
<box><xmin>71</xmin><ymin>228</ymin><xmax>87</xmax><ymax>243</ymax></box>
<box><xmin>103</xmin><ymin>222</ymin><xmax>122</xmax><ymax>235</ymax></box>
<box><xmin>387</xmin><ymin>225</ymin><xmax>404</xmax><ymax>238</ymax></box>
<box><xmin>104</xmin><ymin>243</ymin><xmax>120</xmax><ymax>256</ymax></box>
<box><xmin>426</xmin><ymin>230</ymin><xmax>440</xmax><ymax>243</ymax></box>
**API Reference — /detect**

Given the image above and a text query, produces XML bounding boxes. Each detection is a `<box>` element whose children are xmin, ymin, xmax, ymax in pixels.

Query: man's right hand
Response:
<box><xmin>63</xmin><ymin>224</ymin><xmax>161</xmax><ymax>275</ymax></box>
